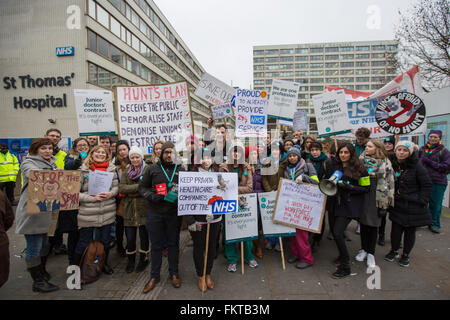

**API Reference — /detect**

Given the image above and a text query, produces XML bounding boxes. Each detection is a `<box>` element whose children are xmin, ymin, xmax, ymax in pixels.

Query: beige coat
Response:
<box><xmin>78</xmin><ymin>162</ymin><xmax>119</xmax><ymax>228</ymax></box>
<box><xmin>219</xmin><ymin>162</ymin><xmax>253</xmax><ymax>194</ymax></box>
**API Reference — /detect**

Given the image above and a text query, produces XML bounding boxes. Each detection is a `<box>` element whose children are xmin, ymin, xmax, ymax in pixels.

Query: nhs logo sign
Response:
<box><xmin>56</xmin><ymin>46</ymin><xmax>75</xmax><ymax>56</ymax></box>
<box><xmin>212</xmin><ymin>200</ymin><xmax>237</xmax><ymax>214</ymax></box>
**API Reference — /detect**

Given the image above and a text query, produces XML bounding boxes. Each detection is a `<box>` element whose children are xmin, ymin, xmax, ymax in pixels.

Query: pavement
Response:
<box><xmin>1</xmin><ymin>207</ymin><xmax>449</xmax><ymax>300</ymax></box>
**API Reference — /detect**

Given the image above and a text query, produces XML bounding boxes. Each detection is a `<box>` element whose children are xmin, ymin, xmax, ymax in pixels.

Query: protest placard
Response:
<box><xmin>73</xmin><ymin>89</ymin><xmax>116</xmax><ymax>136</ymax></box>
<box><xmin>177</xmin><ymin>172</ymin><xmax>238</xmax><ymax>216</ymax></box>
<box><xmin>115</xmin><ymin>82</ymin><xmax>193</xmax><ymax>154</ymax></box>
<box><xmin>273</xmin><ymin>179</ymin><xmax>326</xmax><ymax>234</ymax></box>
<box><xmin>210</xmin><ymin>103</ymin><xmax>233</xmax><ymax>120</ymax></box>
<box><xmin>194</xmin><ymin>72</ymin><xmax>235</xmax><ymax>105</ymax></box>
<box><xmin>312</xmin><ymin>90</ymin><xmax>352</xmax><ymax>137</ymax></box>
<box><xmin>27</xmin><ymin>170</ymin><xmax>81</xmax><ymax>214</ymax></box>
<box><xmin>267</xmin><ymin>79</ymin><xmax>300</xmax><ymax>120</ymax></box>
<box><xmin>258</xmin><ymin>192</ymin><xmax>296</xmax><ymax>238</ymax></box>
<box><xmin>225</xmin><ymin>193</ymin><xmax>259</xmax><ymax>244</ymax></box>
<box><xmin>293</xmin><ymin>110</ymin><xmax>308</xmax><ymax>131</ymax></box>
<box><xmin>235</xmin><ymin>88</ymin><xmax>268</xmax><ymax>138</ymax></box>
<box><xmin>88</xmin><ymin>170</ymin><xmax>114</xmax><ymax>195</ymax></box>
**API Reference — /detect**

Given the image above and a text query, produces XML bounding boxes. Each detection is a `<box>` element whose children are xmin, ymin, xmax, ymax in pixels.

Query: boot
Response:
<box><xmin>102</xmin><ymin>248</ymin><xmax>114</xmax><ymax>275</ymax></box>
<box><xmin>28</xmin><ymin>265</ymin><xmax>59</xmax><ymax>293</ymax></box>
<box><xmin>40</xmin><ymin>255</ymin><xmax>51</xmax><ymax>281</ymax></box>
<box><xmin>135</xmin><ymin>251</ymin><xmax>149</xmax><ymax>273</ymax></box>
<box><xmin>126</xmin><ymin>253</ymin><xmax>136</xmax><ymax>273</ymax></box>
<box><xmin>253</xmin><ymin>239</ymin><xmax>263</xmax><ymax>259</ymax></box>
<box><xmin>332</xmin><ymin>263</ymin><xmax>351</xmax><ymax>279</ymax></box>
<box><xmin>116</xmin><ymin>242</ymin><xmax>126</xmax><ymax>257</ymax></box>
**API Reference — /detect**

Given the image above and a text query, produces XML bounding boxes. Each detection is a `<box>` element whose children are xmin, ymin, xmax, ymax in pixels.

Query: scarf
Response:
<box><xmin>127</xmin><ymin>162</ymin><xmax>145</xmax><ymax>181</ymax></box>
<box><xmin>309</xmin><ymin>152</ymin><xmax>328</xmax><ymax>174</ymax></box>
<box><xmin>424</xmin><ymin>141</ymin><xmax>442</xmax><ymax>156</ymax></box>
<box><xmin>361</xmin><ymin>154</ymin><xmax>395</xmax><ymax>209</ymax></box>
<box><xmin>285</xmin><ymin>159</ymin><xmax>305</xmax><ymax>180</ymax></box>
<box><xmin>90</xmin><ymin>161</ymin><xmax>109</xmax><ymax>172</ymax></box>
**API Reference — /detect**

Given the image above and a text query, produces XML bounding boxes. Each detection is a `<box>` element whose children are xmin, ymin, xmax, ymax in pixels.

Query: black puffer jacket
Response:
<box><xmin>139</xmin><ymin>161</ymin><xmax>184</xmax><ymax>216</ymax></box>
<box><xmin>388</xmin><ymin>152</ymin><xmax>432</xmax><ymax>227</ymax></box>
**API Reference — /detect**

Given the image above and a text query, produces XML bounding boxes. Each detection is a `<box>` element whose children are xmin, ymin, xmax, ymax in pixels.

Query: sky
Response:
<box><xmin>153</xmin><ymin>0</ymin><xmax>418</xmax><ymax>89</ymax></box>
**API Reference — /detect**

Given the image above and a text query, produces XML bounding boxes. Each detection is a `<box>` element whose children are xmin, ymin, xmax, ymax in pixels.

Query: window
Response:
<box><xmin>326</xmin><ymin>70</ymin><xmax>339</xmax><ymax>75</ymax></box>
<box><xmin>372</xmin><ymin>84</ymin><xmax>383</xmax><ymax>90</ymax></box>
<box><xmin>372</xmin><ymin>76</ymin><xmax>386</xmax><ymax>83</ymax></box>
<box><xmin>88</xmin><ymin>0</ymin><xmax>96</xmax><ymax>19</ymax></box>
<box><xmin>265</xmin><ymin>79</ymin><xmax>273</xmax><ymax>85</ymax></box>
<box><xmin>140</xmin><ymin>21</ymin><xmax>148</xmax><ymax>36</ymax></box>
<box><xmin>121</xmin><ymin>25</ymin><xmax>126</xmax><ymax>42</ymax></box>
<box><xmin>356</xmin><ymin>77</ymin><xmax>370</xmax><ymax>82</ymax></box>
<box><xmin>280</xmin><ymin>49</ymin><xmax>294</xmax><ymax>54</ymax></box>
<box><xmin>296</xmin><ymin>71</ymin><xmax>308</xmax><ymax>76</ymax></box>
<box><xmin>280</xmin><ymin>64</ymin><xmax>293</xmax><ymax>69</ymax></box>
<box><xmin>310</xmin><ymin>55</ymin><xmax>323</xmax><ymax>61</ymax></box>
<box><xmin>372</xmin><ymin>61</ymin><xmax>386</xmax><ymax>67</ymax></box>
<box><xmin>296</xmin><ymin>48</ymin><xmax>308</xmax><ymax>54</ymax></box>
<box><xmin>126</xmin><ymin>30</ymin><xmax>132</xmax><ymax>46</ymax></box>
<box><xmin>253</xmin><ymin>72</ymin><xmax>264</xmax><ymax>78</ymax></box>
<box><xmin>254</xmin><ymin>50</ymin><xmax>264</xmax><ymax>56</ymax></box>
<box><xmin>295</xmin><ymin>63</ymin><xmax>308</xmax><ymax>69</ymax></box>
<box><xmin>310</xmin><ymin>70</ymin><xmax>324</xmax><ymax>76</ymax></box>
<box><xmin>254</xmin><ymin>80</ymin><xmax>265</xmax><ymax>85</ymax></box>
<box><xmin>340</xmin><ymin>62</ymin><xmax>354</xmax><ymax>68</ymax></box>
<box><xmin>88</xmin><ymin>63</ymin><xmax>97</xmax><ymax>84</ymax></box>
<box><xmin>326</xmin><ymin>78</ymin><xmax>339</xmax><ymax>83</ymax></box>
<box><xmin>98</xmin><ymin>67</ymin><xmax>111</xmax><ymax>88</ymax></box>
<box><xmin>356</xmin><ymin>61</ymin><xmax>370</xmax><ymax>67</ymax></box>
<box><xmin>372</xmin><ymin>53</ymin><xmax>385</xmax><ymax>58</ymax></box>
<box><xmin>141</xmin><ymin>66</ymin><xmax>149</xmax><ymax>81</ymax></box>
<box><xmin>111</xmin><ymin>16</ymin><xmax>121</xmax><ymax>37</ymax></box>
<box><xmin>97</xmin><ymin>36</ymin><xmax>110</xmax><ymax>57</ymax></box>
<box><xmin>265</xmin><ymin>72</ymin><xmax>279</xmax><ymax>77</ymax></box>
<box><xmin>254</xmin><ymin>65</ymin><xmax>264</xmax><ymax>70</ymax></box>
<box><xmin>356</xmin><ymin>54</ymin><xmax>370</xmax><ymax>59</ymax></box>
<box><xmin>88</xmin><ymin>30</ymin><xmax>97</xmax><ymax>51</ymax></box>
<box><xmin>372</xmin><ymin>45</ymin><xmax>385</xmax><ymax>51</ymax></box>
<box><xmin>341</xmin><ymin>85</ymin><xmax>354</xmax><ymax>90</ymax></box>
<box><xmin>297</xmin><ymin>78</ymin><xmax>308</xmax><ymax>84</ymax></box>
<box><xmin>131</xmin><ymin>9</ymin><xmax>139</xmax><ymax>27</ymax></box>
<box><xmin>310</xmin><ymin>63</ymin><xmax>323</xmax><ymax>68</ymax></box>
<box><xmin>296</xmin><ymin>56</ymin><xmax>307</xmax><ymax>61</ymax></box>
<box><xmin>356</xmin><ymin>46</ymin><xmax>370</xmax><ymax>51</ymax></box>
<box><xmin>298</xmin><ymin>94</ymin><xmax>308</xmax><ymax>99</ymax></box>
<box><xmin>280</xmin><ymin>56</ymin><xmax>294</xmax><ymax>62</ymax></box>
<box><xmin>310</xmin><ymin>86</ymin><xmax>324</xmax><ymax>91</ymax></box>
<box><xmin>325</xmin><ymin>62</ymin><xmax>339</xmax><ymax>68</ymax></box>
<box><xmin>341</xmin><ymin>54</ymin><xmax>354</xmax><ymax>60</ymax></box>
<box><xmin>111</xmin><ymin>45</ymin><xmax>122</xmax><ymax>65</ymax></box>
<box><xmin>356</xmin><ymin>85</ymin><xmax>370</xmax><ymax>90</ymax></box>
<box><xmin>325</xmin><ymin>55</ymin><xmax>339</xmax><ymax>60</ymax></box>
<box><xmin>355</xmin><ymin>69</ymin><xmax>370</xmax><ymax>75</ymax></box>
<box><xmin>266</xmin><ymin>64</ymin><xmax>278</xmax><ymax>70</ymax></box>
<box><xmin>131</xmin><ymin>58</ymin><xmax>140</xmax><ymax>75</ymax></box>
<box><xmin>341</xmin><ymin>77</ymin><xmax>354</xmax><ymax>83</ymax></box>
<box><xmin>310</xmin><ymin>47</ymin><xmax>323</xmax><ymax>53</ymax></box>
<box><xmin>265</xmin><ymin>57</ymin><xmax>279</xmax><ymax>63</ymax></box>
<box><xmin>387</xmin><ymin>44</ymin><xmax>398</xmax><ymax>51</ymax></box>
<box><xmin>310</xmin><ymin>78</ymin><xmax>323</xmax><ymax>83</ymax></box>
<box><xmin>132</xmin><ymin>34</ymin><xmax>140</xmax><ymax>51</ymax></box>
<box><xmin>372</xmin><ymin>68</ymin><xmax>385</xmax><ymax>75</ymax></box>
<box><xmin>340</xmin><ymin>46</ymin><xmax>354</xmax><ymax>52</ymax></box>
<box><xmin>254</xmin><ymin>57</ymin><xmax>264</xmax><ymax>63</ymax></box>
<box><xmin>340</xmin><ymin>69</ymin><xmax>354</xmax><ymax>75</ymax></box>
<box><xmin>279</xmin><ymin>71</ymin><xmax>294</xmax><ymax>77</ymax></box>
<box><xmin>97</xmin><ymin>5</ymin><xmax>109</xmax><ymax>29</ymax></box>
<box><xmin>299</xmin><ymin>86</ymin><xmax>309</xmax><ymax>91</ymax></box>
<box><xmin>325</xmin><ymin>47</ymin><xmax>339</xmax><ymax>52</ymax></box>
<box><xmin>265</xmin><ymin>49</ymin><xmax>279</xmax><ymax>55</ymax></box>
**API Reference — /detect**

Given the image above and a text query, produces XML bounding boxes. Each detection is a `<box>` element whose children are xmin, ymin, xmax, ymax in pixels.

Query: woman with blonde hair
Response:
<box><xmin>149</xmin><ymin>141</ymin><xmax>164</xmax><ymax>164</ymax></box>
<box><xmin>73</xmin><ymin>145</ymin><xmax>119</xmax><ymax>275</ymax></box>
<box><xmin>357</xmin><ymin>139</ymin><xmax>395</xmax><ymax>268</ymax></box>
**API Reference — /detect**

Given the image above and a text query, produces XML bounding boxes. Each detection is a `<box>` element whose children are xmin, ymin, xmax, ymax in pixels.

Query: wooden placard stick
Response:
<box><xmin>241</xmin><ymin>241</ymin><xmax>245</xmax><ymax>275</ymax></box>
<box><xmin>279</xmin><ymin>237</ymin><xmax>286</xmax><ymax>270</ymax></box>
<box><xmin>201</xmin><ymin>223</ymin><xmax>211</xmax><ymax>296</ymax></box>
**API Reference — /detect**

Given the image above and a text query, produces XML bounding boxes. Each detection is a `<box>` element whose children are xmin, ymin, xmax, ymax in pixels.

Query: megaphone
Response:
<box><xmin>319</xmin><ymin>170</ymin><xmax>343</xmax><ymax>196</ymax></box>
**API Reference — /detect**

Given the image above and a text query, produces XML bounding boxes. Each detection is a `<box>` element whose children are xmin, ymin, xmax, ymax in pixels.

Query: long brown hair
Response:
<box><xmin>367</xmin><ymin>139</ymin><xmax>387</xmax><ymax>160</ymax></box>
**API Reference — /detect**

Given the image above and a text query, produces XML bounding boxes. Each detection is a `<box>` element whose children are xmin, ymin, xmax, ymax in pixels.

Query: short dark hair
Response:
<box><xmin>309</xmin><ymin>141</ymin><xmax>323</xmax><ymax>151</ymax></box>
<box><xmin>216</xmin><ymin>124</ymin><xmax>227</xmax><ymax>130</ymax></box>
<box><xmin>29</xmin><ymin>138</ymin><xmax>53</xmax><ymax>155</ymax></box>
<box><xmin>99</xmin><ymin>135</ymin><xmax>111</xmax><ymax>143</ymax></box>
<box><xmin>355</xmin><ymin>127</ymin><xmax>371</xmax><ymax>138</ymax></box>
<box><xmin>46</xmin><ymin>128</ymin><xmax>62</xmax><ymax>136</ymax></box>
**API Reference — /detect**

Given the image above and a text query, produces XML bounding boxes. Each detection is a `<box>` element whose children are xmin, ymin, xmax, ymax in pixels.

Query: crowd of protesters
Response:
<box><xmin>0</xmin><ymin>122</ymin><xmax>449</xmax><ymax>293</ymax></box>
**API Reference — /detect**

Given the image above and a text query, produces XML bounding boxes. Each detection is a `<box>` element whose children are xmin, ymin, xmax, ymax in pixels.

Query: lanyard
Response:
<box><xmin>290</xmin><ymin>168</ymin><xmax>296</xmax><ymax>181</ymax></box>
<box><xmin>160</xmin><ymin>164</ymin><xmax>178</xmax><ymax>188</ymax></box>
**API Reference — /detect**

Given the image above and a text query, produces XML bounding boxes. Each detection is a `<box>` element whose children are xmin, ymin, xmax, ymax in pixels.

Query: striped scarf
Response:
<box><xmin>425</xmin><ymin>141</ymin><xmax>442</xmax><ymax>156</ymax></box>
<box><xmin>127</xmin><ymin>162</ymin><xmax>145</xmax><ymax>181</ymax></box>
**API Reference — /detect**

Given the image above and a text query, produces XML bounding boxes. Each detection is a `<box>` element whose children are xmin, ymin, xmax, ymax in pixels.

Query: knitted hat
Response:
<box><xmin>428</xmin><ymin>130</ymin><xmax>442</xmax><ymax>139</ymax></box>
<box><xmin>287</xmin><ymin>145</ymin><xmax>302</xmax><ymax>158</ymax></box>
<box><xmin>395</xmin><ymin>140</ymin><xmax>416</xmax><ymax>155</ymax></box>
<box><xmin>383</xmin><ymin>136</ymin><xmax>395</xmax><ymax>145</ymax></box>
<box><xmin>129</xmin><ymin>146</ymin><xmax>144</xmax><ymax>159</ymax></box>
<box><xmin>160</xmin><ymin>141</ymin><xmax>175</xmax><ymax>159</ymax></box>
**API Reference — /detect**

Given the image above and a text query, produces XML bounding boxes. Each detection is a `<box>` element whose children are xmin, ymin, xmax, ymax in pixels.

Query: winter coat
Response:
<box><xmin>77</xmin><ymin>162</ymin><xmax>119</xmax><ymax>228</ymax></box>
<box><xmin>261</xmin><ymin>157</ymin><xmax>281</xmax><ymax>192</ymax></box>
<box><xmin>139</xmin><ymin>161</ymin><xmax>184</xmax><ymax>216</ymax></box>
<box><xmin>219</xmin><ymin>163</ymin><xmax>253</xmax><ymax>194</ymax></box>
<box><xmin>322</xmin><ymin>156</ymin><xmax>340</xmax><ymax>212</ymax></box>
<box><xmin>15</xmin><ymin>155</ymin><xmax>57</xmax><ymax>235</ymax></box>
<box><xmin>309</xmin><ymin>152</ymin><xmax>329</xmax><ymax>180</ymax></box>
<box><xmin>0</xmin><ymin>190</ymin><xmax>14</xmax><ymax>288</ymax></box>
<box><xmin>279</xmin><ymin>158</ymin><xmax>319</xmax><ymax>185</ymax></box>
<box><xmin>389</xmin><ymin>153</ymin><xmax>433</xmax><ymax>227</ymax></box>
<box><xmin>251</xmin><ymin>166</ymin><xmax>264</xmax><ymax>193</ymax></box>
<box><xmin>119</xmin><ymin>165</ymin><xmax>149</xmax><ymax>227</ymax></box>
<box><xmin>419</xmin><ymin>144</ymin><xmax>450</xmax><ymax>185</ymax></box>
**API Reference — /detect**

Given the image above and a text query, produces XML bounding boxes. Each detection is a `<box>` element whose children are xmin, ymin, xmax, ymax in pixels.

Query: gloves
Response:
<box><xmin>206</xmin><ymin>214</ymin><xmax>214</xmax><ymax>223</ymax></box>
<box><xmin>338</xmin><ymin>180</ymin><xmax>354</xmax><ymax>191</ymax></box>
<box><xmin>188</xmin><ymin>221</ymin><xmax>202</xmax><ymax>232</ymax></box>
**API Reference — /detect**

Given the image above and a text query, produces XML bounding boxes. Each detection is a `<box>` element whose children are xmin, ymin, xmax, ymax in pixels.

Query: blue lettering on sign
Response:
<box><xmin>56</xmin><ymin>46</ymin><xmax>75</xmax><ymax>56</ymax></box>
<box><xmin>148</xmin><ymin>146</ymin><xmax>153</xmax><ymax>154</ymax></box>
<box><xmin>250</xmin><ymin>115</ymin><xmax>265</xmax><ymax>125</ymax></box>
<box><xmin>212</xmin><ymin>200</ymin><xmax>237</xmax><ymax>214</ymax></box>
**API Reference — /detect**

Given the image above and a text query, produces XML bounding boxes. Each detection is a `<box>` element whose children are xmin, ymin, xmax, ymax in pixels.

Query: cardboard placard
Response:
<box><xmin>194</xmin><ymin>72</ymin><xmax>235</xmax><ymax>105</ymax></box>
<box><xmin>26</xmin><ymin>170</ymin><xmax>81</xmax><ymax>214</ymax></box>
<box><xmin>273</xmin><ymin>179</ymin><xmax>326</xmax><ymax>234</ymax></box>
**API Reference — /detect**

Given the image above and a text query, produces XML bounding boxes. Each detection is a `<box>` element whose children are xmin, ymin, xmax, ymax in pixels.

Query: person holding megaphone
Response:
<box><xmin>326</xmin><ymin>143</ymin><xmax>370</xmax><ymax>279</ymax></box>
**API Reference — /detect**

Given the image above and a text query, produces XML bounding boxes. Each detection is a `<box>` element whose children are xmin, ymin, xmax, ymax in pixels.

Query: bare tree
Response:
<box><xmin>395</xmin><ymin>0</ymin><xmax>450</xmax><ymax>90</ymax></box>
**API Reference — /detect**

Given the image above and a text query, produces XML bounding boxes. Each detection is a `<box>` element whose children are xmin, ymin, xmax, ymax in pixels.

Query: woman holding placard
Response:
<box><xmin>220</xmin><ymin>145</ymin><xmax>258</xmax><ymax>272</ymax></box>
<box><xmin>15</xmin><ymin>138</ymin><xmax>60</xmax><ymax>293</ymax></box>
<box><xmin>330</xmin><ymin>143</ymin><xmax>370</xmax><ymax>279</ymax></box>
<box><xmin>358</xmin><ymin>140</ymin><xmax>395</xmax><ymax>268</ymax></box>
<box><xmin>186</xmin><ymin>153</ymin><xmax>220</xmax><ymax>291</ymax></box>
<box><xmin>279</xmin><ymin>145</ymin><xmax>319</xmax><ymax>270</ymax></box>
<box><xmin>73</xmin><ymin>145</ymin><xmax>118</xmax><ymax>275</ymax></box>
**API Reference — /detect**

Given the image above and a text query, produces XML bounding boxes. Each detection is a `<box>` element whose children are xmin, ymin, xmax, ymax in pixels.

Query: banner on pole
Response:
<box><xmin>258</xmin><ymin>192</ymin><xmax>296</xmax><ymax>238</ymax></box>
<box><xmin>235</xmin><ymin>89</ymin><xmax>268</xmax><ymax>138</ymax></box>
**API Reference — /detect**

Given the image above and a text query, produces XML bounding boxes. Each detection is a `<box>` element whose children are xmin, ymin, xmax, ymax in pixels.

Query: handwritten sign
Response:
<box><xmin>211</xmin><ymin>103</ymin><xmax>233</xmax><ymax>120</ymax></box>
<box><xmin>268</xmin><ymin>79</ymin><xmax>300</xmax><ymax>120</ymax></box>
<box><xmin>194</xmin><ymin>72</ymin><xmax>235</xmax><ymax>105</ymax></box>
<box><xmin>293</xmin><ymin>110</ymin><xmax>308</xmax><ymax>131</ymax></box>
<box><xmin>258</xmin><ymin>192</ymin><xmax>296</xmax><ymax>238</ymax></box>
<box><xmin>27</xmin><ymin>170</ymin><xmax>81</xmax><ymax>214</ymax></box>
<box><xmin>312</xmin><ymin>90</ymin><xmax>352</xmax><ymax>137</ymax></box>
<box><xmin>273</xmin><ymin>179</ymin><xmax>326</xmax><ymax>234</ymax></box>
<box><xmin>177</xmin><ymin>172</ymin><xmax>238</xmax><ymax>216</ymax></box>
<box><xmin>73</xmin><ymin>89</ymin><xmax>116</xmax><ymax>136</ymax></box>
<box><xmin>115</xmin><ymin>82</ymin><xmax>192</xmax><ymax>154</ymax></box>
<box><xmin>235</xmin><ymin>89</ymin><xmax>268</xmax><ymax>138</ymax></box>
<box><xmin>225</xmin><ymin>193</ymin><xmax>258</xmax><ymax>244</ymax></box>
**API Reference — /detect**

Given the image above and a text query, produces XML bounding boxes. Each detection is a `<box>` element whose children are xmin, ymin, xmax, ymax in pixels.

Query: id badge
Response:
<box><xmin>164</xmin><ymin>190</ymin><xmax>178</xmax><ymax>203</ymax></box>
<box><xmin>156</xmin><ymin>183</ymin><xmax>168</xmax><ymax>196</ymax></box>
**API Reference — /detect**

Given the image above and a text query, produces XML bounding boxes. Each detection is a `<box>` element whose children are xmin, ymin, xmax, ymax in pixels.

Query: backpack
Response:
<box><xmin>438</xmin><ymin>149</ymin><xmax>450</xmax><ymax>175</ymax></box>
<box><xmin>80</xmin><ymin>240</ymin><xmax>105</xmax><ymax>284</ymax></box>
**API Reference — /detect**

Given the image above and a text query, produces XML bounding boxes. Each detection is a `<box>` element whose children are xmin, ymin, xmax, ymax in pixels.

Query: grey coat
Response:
<box><xmin>15</xmin><ymin>155</ymin><xmax>57</xmax><ymax>235</ymax></box>
<box><xmin>77</xmin><ymin>163</ymin><xmax>119</xmax><ymax>228</ymax></box>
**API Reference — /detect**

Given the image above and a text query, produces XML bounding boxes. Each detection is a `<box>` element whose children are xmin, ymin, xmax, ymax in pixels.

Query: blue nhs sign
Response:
<box><xmin>56</xmin><ymin>46</ymin><xmax>74</xmax><ymax>56</ymax></box>
<box><xmin>212</xmin><ymin>200</ymin><xmax>237</xmax><ymax>214</ymax></box>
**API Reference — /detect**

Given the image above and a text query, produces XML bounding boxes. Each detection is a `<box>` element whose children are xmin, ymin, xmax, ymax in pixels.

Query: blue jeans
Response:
<box><xmin>24</xmin><ymin>234</ymin><xmax>50</xmax><ymax>260</ymax></box>
<box><xmin>75</xmin><ymin>224</ymin><xmax>113</xmax><ymax>255</ymax></box>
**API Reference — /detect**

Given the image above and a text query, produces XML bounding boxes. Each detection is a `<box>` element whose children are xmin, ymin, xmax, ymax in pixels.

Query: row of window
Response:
<box><xmin>88</xmin><ymin>0</ymin><xmax>200</xmax><ymax>85</ymax></box>
<box><xmin>254</xmin><ymin>44</ymin><xmax>397</xmax><ymax>55</ymax></box>
<box><xmin>88</xmin><ymin>62</ymin><xmax>136</xmax><ymax>89</ymax></box>
<box><xmin>255</xmin><ymin>68</ymin><xmax>391</xmax><ymax>77</ymax></box>
<box><xmin>255</xmin><ymin>76</ymin><xmax>388</xmax><ymax>85</ymax></box>
<box><xmin>255</xmin><ymin>83</ymin><xmax>385</xmax><ymax>92</ymax></box>
<box><xmin>259</xmin><ymin>53</ymin><xmax>391</xmax><ymax>62</ymax></box>
<box><xmin>109</xmin><ymin>0</ymin><xmax>202</xmax><ymax>76</ymax></box>
<box><xmin>254</xmin><ymin>59</ymin><xmax>391</xmax><ymax>68</ymax></box>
